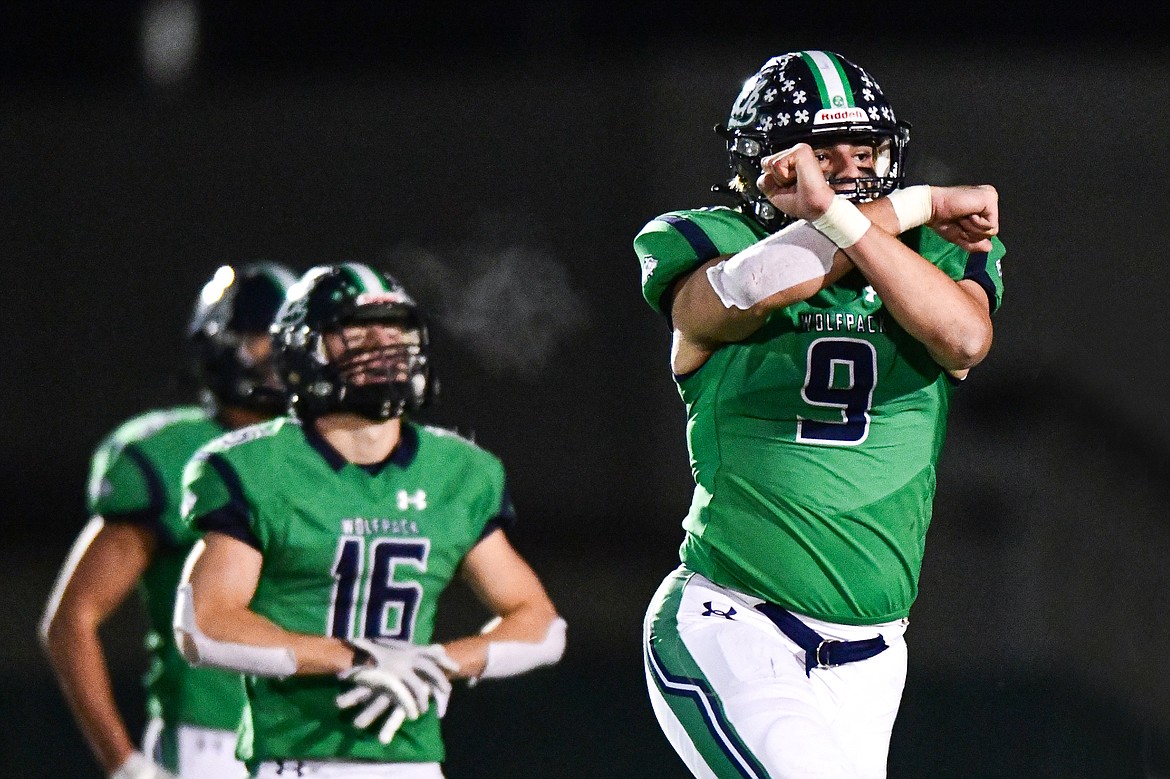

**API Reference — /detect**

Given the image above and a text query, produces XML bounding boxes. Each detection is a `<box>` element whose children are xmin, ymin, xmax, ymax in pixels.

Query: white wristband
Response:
<box><xmin>482</xmin><ymin>617</ymin><xmax>567</xmax><ymax>679</ymax></box>
<box><xmin>886</xmin><ymin>185</ymin><xmax>933</xmax><ymax>233</ymax></box>
<box><xmin>810</xmin><ymin>196</ymin><xmax>871</xmax><ymax>248</ymax></box>
<box><xmin>173</xmin><ymin>584</ymin><xmax>297</xmax><ymax>678</ymax></box>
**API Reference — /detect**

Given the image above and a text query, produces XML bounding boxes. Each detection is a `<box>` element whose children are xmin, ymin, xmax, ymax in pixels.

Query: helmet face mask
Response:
<box><xmin>720</xmin><ymin>50</ymin><xmax>911</xmax><ymax>232</ymax></box>
<box><xmin>273</xmin><ymin>263</ymin><xmax>433</xmax><ymax>422</ymax></box>
<box><xmin>188</xmin><ymin>263</ymin><xmax>297</xmax><ymax>415</ymax></box>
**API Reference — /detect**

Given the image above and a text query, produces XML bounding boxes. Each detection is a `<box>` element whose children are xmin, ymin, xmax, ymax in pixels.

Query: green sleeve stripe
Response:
<box><xmin>658</xmin><ymin>215</ymin><xmax>721</xmax><ymax>263</ymax></box>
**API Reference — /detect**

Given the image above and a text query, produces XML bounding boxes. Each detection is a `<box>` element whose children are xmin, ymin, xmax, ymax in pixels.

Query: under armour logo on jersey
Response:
<box><xmin>397</xmin><ymin>489</ymin><xmax>427</xmax><ymax>510</ymax></box>
<box><xmin>863</xmin><ymin>285</ymin><xmax>879</xmax><ymax>304</ymax></box>
<box><xmin>702</xmin><ymin>601</ymin><xmax>737</xmax><ymax>619</ymax></box>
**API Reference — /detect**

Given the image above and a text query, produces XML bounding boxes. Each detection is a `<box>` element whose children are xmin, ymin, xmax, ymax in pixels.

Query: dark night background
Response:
<box><xmin>5</xmin><ymin>2</ymin><xmax>1170</xmax><ymax>777</ymax></box>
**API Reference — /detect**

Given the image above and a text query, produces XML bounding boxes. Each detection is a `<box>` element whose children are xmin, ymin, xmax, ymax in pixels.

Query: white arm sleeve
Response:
<box><xmin>706</xmin><ymin>219</ymin><xmax>838</xmax><ymax>310</ymax></box>
<box><xmin>479</xmin><ymin>616</ymin><xmax>567</xmax><ymax>680</ymax></box>
<box><xmin>173</xmin><ymin>583</ymin><xmax>297</xmax><ymax>678</ymax></box>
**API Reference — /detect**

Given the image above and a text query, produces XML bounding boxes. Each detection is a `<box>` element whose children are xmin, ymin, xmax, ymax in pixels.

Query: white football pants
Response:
<box><xmin>644</xmin><ymin>567</ymin><xmax>909</xmax><ymax>779</ymax></box>
<box><xmin>253</xmin><ymin>760</ymin><xmax>444</xmax><ymax>778</ymax></box>
<box><xmin>143</xmin><ymin>718</ymin><xmax>247</xmax><ymax>778</ymax></box>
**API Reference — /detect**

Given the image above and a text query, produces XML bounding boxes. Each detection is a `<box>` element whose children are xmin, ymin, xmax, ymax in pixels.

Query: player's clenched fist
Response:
<box><xmin>756</xmin><ymin>143</ymin><xmax>836</xmax><ymax>223</ymax></box>
<box><xmin>929</xmin><ymin>184</ymin><xmax>999</xmax><ymax>252</ymax></box>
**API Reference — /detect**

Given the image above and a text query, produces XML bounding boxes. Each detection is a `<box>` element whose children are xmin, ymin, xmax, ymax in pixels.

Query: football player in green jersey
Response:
<box><xmin>177</xmin><ymin>263</ymin><xmax>565</xmax><ymax>779</ymax></box>
<box><xmin>637</xmin><ymin>51</ymin><xmax>1007</xmax><ymax>778</ymax></box>
<box><xmin>40</xmin><ymin>262</ymin><xmax>298</xmax><ymax>779</ymax></box>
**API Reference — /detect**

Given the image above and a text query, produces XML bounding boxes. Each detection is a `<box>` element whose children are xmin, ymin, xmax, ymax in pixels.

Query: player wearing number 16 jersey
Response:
<box><xmin>637</xmin><ymin>51</ymin><xmax>1005</xmax><ymax>778</ymax></box>
<box><xmin>178</xmin><ymin>262</ymin><xmax>565</xmax><ymax>778</ymax></box>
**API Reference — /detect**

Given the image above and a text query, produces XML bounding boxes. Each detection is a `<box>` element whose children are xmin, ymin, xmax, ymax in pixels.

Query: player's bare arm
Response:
<box><xmin>442</xmin><ymin>528</ymin><xmax>564</xmax><ymax>681</ymax></box>
<box><xmin>39</xmin><ymin>518</ymin><xmax>155</xmax><ymax>774</ymax></box>
<box><xmin>761</xmin><ymin>143</ymin><xmax>994</xmax><ymax>372</ymax></box>
<box><xmin>182</xmin><ymin>531</ymin><xmax>357</xmax><ymax>675</ymax></box>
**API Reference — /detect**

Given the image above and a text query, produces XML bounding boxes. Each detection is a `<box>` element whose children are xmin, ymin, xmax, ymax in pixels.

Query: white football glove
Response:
<box><xmin>109</xmin><ymin>751</ymin><xmax>177</xmax><ymax>779</ymax></box>
<box><xmin>336</xmin><ymin>638</ymin><xmax>459</xmax><ymax>744</ymax></box>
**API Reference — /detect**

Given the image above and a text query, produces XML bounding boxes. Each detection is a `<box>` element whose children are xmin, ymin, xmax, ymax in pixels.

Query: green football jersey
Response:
<box><xmin>182</xmin><ymin>417</ymin><xmax>514</xmax><ymax>767</ymax></box>
<box><xmin>634</xmin><ymin>207</ymin><xmax>1005</xmax><ymax>625</ymax></box>
<box><xmin>88</xmin><ymin>406</ymin><xmax>248</xmax><ymax>733</ymax></box>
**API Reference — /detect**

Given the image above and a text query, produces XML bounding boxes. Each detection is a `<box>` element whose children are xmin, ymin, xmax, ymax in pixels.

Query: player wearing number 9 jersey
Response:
<box><xmin>638</xmin><ymin>50</ymin><xmax>1005</xmax><ymax>779</ymax></box>
<box><xmin>178</xmin><ymin>262</ymin><xmax>564</xmax><ymax>779</ymax></box>
<box><xmin>640</xmin><ymin>210</ymin><xmax>1003</xmax><ymax>622</ymax></box>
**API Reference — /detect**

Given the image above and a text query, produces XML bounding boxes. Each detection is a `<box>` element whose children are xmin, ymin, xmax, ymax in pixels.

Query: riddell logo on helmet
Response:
<box><xmin>814</xmin><ymin>108</ymin><xmax>868</xmax><ymax>124</ymax></box>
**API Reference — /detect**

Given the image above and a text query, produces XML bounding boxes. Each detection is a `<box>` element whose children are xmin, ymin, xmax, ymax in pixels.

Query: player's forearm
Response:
<box><xmin>442</xmin><ymin>603</ymin><xmax>563</xmax><ymax>680</ymax></box>
<box><xmin>843</xmin><ymin>229</ymin><xmax>992</xmax><ymax>370</ymax></box>
<box><xmin>194</xmin><ymin>601</ymin><xmax>354</xmax><ymax>676</ymax></box>
<box><xmin>858</xmin><ymin>196</ymin><xmax>902</xmax><ymax>237</ymax></box>
<box><xmin>43</xmin><ymin>615</ymin><xmax>136</xmax><ymax>772</ymax></box>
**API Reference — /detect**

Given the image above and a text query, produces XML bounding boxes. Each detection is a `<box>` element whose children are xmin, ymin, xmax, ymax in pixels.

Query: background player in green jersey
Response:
<box><xmin>637</xmin><ymin>51</ymin><xmax>1006</xmax><ymax>778</ymax></box>
<box><xmin>40</xmin><ymin>262</ymin><xmax>298</xmax><ymax>779</ymax></box>
<box><xmin>177</xmin><ymin>262</ymin><xmax>565</xmax><ymax>779</ymax></box>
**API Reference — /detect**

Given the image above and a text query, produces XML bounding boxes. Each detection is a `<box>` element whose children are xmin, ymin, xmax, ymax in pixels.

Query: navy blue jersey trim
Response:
<box><xmin>123</xmin><ymin>445</ymin><xmax>165</xmax><ymax>516</ymax></box>
<box><xmin>656</xmin><ymin>215</ymin><xmax>721</xmax><ymax>319</ymax></box>
<box><xmin>496</xmin><ymin>485</ymin><xmax>518</xmax><ymax>529</ymax></box>
<box><xmin>962</xmin><ymin>251</ymin><xmax>998</xmax><ymax>314</ymax></box>
<box><xmin>197</xmin><ymin>509</ymin><xmax>263</xmax><ymax>551</ymax></box>
<box><xmin>100</xmin><ymin>507</ymin><xmax>167</xmax><ymax>538</ymax></box>
<box><xmin>659</xmin><ymin>215</ymin><xmax>720</xmax><ymax>262</ymax></box>
<box><xmin>477</xmin><ymin>519</ymin><xmax>505</xmax><ymax>543</ymax></box>
<box><xmin>193</xmin><ymin>454</ymin><xmax>262</xmax><ymax>550</ymax></box>
<box><xmin>644</xmin><ymin>641</ymin><xmax>769</xmax><ymax>778</ymax></box>
<box><xmin>105</xmin><ymin>445</ymin><xmax>177</xmax><ymax>547</ymax></box>
<box><xmin>302</xmin><ymin>422</ymin><xmax>347</xmax><ymax>471</ymax></box>
<box><xmin>476</xmin><ymin>484</ymin><xmax>517</xmax><ymax>541</ymax></box>
<box><xmin>386</xmin><ymin>422</ymin><xmax>420</xmax><ymax>469</ymax></box>
<box><xmin>303</xmin><ymin>420</ymin><xmax>420</xmax><ymax>474</ymax></box>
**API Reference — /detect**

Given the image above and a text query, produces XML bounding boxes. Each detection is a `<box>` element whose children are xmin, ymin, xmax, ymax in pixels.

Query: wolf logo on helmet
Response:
<box><xmin>272</xmin><ymin>262</ymin><xmax>433</xmax><ymax>422</ymax></box>
<box><xmin>718</xmin><ymin>50</ymin><xmax>912</xmax><ymax>232</ymax></box>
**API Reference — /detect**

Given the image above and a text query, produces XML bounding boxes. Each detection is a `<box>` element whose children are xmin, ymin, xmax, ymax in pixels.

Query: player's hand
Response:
<box><xmin>109</xmin><ymin>751</ymin><xmax>178</xmax><ymax>779</ymax></box>
<box><xmin>336</xmin><ymin>639</ymin><xmax>459</xmax><ymax>743</ymax></box>
<box><xmin>756</xmin><ymin>143</ymin><xmax>836</xmax><ymax>222</ymax></box>
<box><xmin>928</xmin><ymin>184</ymin><xmax>999</xmax><ymax>252</ymax></box>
